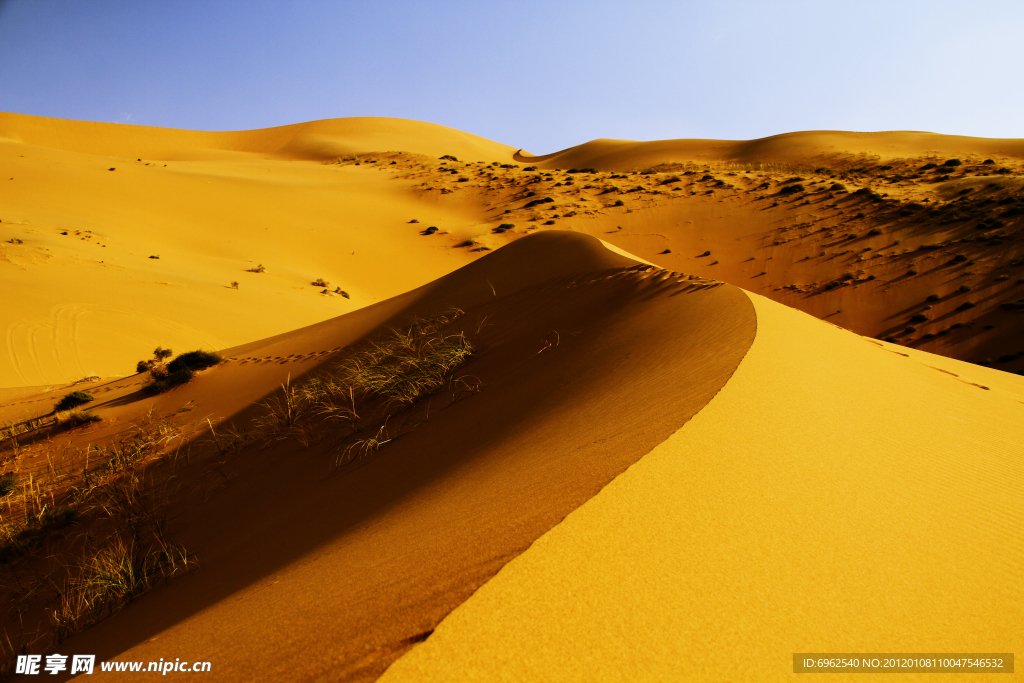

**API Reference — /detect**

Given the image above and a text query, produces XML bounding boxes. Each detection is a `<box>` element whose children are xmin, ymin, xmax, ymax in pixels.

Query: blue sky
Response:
<box><xmin>1</xmin><ymin>0</ymin><xmax>1022</xmax><ymax>153</ymax></box>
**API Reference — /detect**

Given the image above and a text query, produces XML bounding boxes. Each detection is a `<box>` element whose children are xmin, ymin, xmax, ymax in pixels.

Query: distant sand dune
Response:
<box><xmin>515</xmin><ymin>130</ymin><xmax>1024</xmax><ymax>171</ymax></box>
<box><xmin>0</xmin><ymin>112</ymin><xmax>522</xmax><ymax>162</ymax></box>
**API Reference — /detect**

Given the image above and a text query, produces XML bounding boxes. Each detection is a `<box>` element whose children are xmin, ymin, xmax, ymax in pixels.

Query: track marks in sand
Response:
<box><xmin>567</xmin><ymin>263</ymin><xmax>723</xmax><ymax>296</ymax></box>
<box><xmin>226</xmin><ymin>347</ymin><xmax>344</xmax><ymax>366</ymax></box>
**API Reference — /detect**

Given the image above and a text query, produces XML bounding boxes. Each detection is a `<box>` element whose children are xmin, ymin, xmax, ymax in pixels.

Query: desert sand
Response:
<box><xmin>1</xmin><ymin>115</ymin><xmax>1022</xmax><ymax>681</ymax></box>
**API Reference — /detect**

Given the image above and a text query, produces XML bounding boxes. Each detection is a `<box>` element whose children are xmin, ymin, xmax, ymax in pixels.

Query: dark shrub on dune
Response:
<box><xmin>55</xmin><ymin>391</ymin><xmax>94</xmax><ymax>412</ymax></box>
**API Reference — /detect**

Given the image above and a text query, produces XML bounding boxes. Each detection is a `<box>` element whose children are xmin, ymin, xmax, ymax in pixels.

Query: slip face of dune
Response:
<box><xmin>379</xmin><ymin>291</ymin><xmax>1024</xmax><ymax>682</ymax></box>
<box><xmin>9</xmin><ymin>233</ymin><xmax>755</xmax><ymax>681</ymax></box>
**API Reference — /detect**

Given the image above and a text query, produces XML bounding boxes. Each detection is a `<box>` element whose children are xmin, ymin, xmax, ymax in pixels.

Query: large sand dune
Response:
<box><xmin>381</xmin><ymin>289</ymin><xmax>1024</xmax><ymax>681</ymax></box>
<box><xmin>2</xmin><ymin>115</ymin><xmax>1023</xmax><ymax>389</ymax></box>
<box><xmin>515</xmin><ymin>130</ymin><xmax>1024</xmax><ymax>171</ymax></box>
<box><xmin>1</xmin><ymin>115</ymin><xmax>1023</xmax><ymax>681</ymax></box>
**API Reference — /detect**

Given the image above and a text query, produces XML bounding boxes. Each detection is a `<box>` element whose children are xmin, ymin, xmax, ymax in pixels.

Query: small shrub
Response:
<box><xmin>910</xmin><ymin>313</ymin><xmax>929</xmax><ymax>323</ymax></box>
<box><xmin>523</xmin><ymin>166</ymin><xmax>537</xmax><ymax>171</ymax></box>
<box><xmin>493</xmin><ymin>223</ymin><xmax>514</xmax><ymax>233</ymax></box>
<box><xmin>830</xmin><ymin>183</ymin><xmax>847</xmax><ymax>191</ymax></box>
<box><xmin>983</xmin><ymin>159</ymin><xmax>995</xmax><ymax>165</ymax></box>
<box><xmin>55</xmin><ymin>391</ymin><xmax>94</xmax><ymax>412</ymax></box>
<box><xmin>957</xmin><ymin>301</ymin><xmax>976</xmax><ymax>311</ymax></box>
<box><xmin>926</xmin><ymin>294</ymin><xmax>940</xmax><ymax>302</ymax></box>
<box><xmin>167</xmin><ymin>350</ymin><xmax>223</xmax><ymax>375</ymax></box>
<box><xmin>942</xmin><ymin>159</ymin><xmax>962</xmax><ymax>167</ymax></box>
<box><xmin>422</xmin><ymin>226</ymin><xmax>439</xmax><ymax>235</ymax></box>
<box><xmin>439</xmin><ymin>155</ymin><xmax>458</xmax><ymax>161</ymax></box>
<box><xmin>149</xmin><ymin>255</ymin><xmax>160</xmax><ymax>259</ymax></box>
<box><xmin>867</xmin><ymin>228</ymin><xmax>883</xmax><ymax>236</ymax></box>
<box><xmin>312</xmin><ymin>277</ymin><xmax>329</xmax><ymax>287</ymax></box>
<box><xmin>907</xmin><ymin>269</ymin><xmax>918</xmax><ymax>276</ymax></box>
<box><xmin>230</xmin><ymin>281</ymin><xmax>239</xmax><ymax>289</ymax></box>
<box><xmin>247</xmin><ymin>263</ymin><xmax>266</xmax><ymax>273</ymax></box>
<box><xmin>613</xmin><ymin>199</ymin><xmax>625</xmax><ymax>207</ymax></box>
<box><xmin>543</xmin><ymin>220</ymin><xmax>556</xmax><ymax>225</ymax></box>
<box><xmin>524</xmin><ymin>197</ymin><xmax>555</xmax><ymax>208</ymax></box>
<box><xmin>780</xmin><ymin>184</ymin><xmax>804</xmax><ymax>195</ymax></box>
<box><xmin>999</xmin><ymin>300</ymin><xmax>1024</xmax><ymax>311</ymax></box>
<box><xmin>951</xmin><ymin>254</ymin><xmax>968</xmax><ymax>263</ymax></box>
<box><xmin>958</xmin><ymin>285</ymin><xmax>972</xmax><ymax>293</ymax></box>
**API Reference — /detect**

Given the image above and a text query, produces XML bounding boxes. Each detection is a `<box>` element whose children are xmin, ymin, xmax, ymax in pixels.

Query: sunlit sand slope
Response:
<box><xmin>381</xmin><ymin>292</ymin><xmax>1024</xmax><ymax>682</ymax></box>
<box><xmin>0</xmin><ymin>112</ymin><xmax>520</xmax><ymax>161</ymax></box>
<box><xmin>45</xmin><ymin>233</ymin><xmax>756</xmax><ymax>681</ymax></box>
<box><xmin>0</xmin><ymin>114</ymin><xmax>521</xmax><ymax>387</ymax></box>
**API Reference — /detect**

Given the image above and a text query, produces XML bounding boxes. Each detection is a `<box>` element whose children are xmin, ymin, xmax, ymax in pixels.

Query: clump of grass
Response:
<box><xmin>338</xmin><ymin>327</ymin><xmax>472</xmax><ymax>408</ymax></box>
<box><xmin>312</xmin><ymin>277</ymin><xmax>329</xmax><ymax>287</ymax></box>
<box><xmin>51</xmin><ymin>533</ymin><xmax>191</xmax><ymax>644</ymax></box>
<box><xmin>230</xmin><ymin>281</ymin><xmax>239</xmax><ymax>289</ymax></box>
<box><xmin>251</xmin><ymin>308</ymin><xmax>478</xmax><ymax>463</ymax></box>
<box><xmin>246</xmin><ymin>263</ymin><xmax>266</xmax><ymax>273</ymax></box>
<box><xmin>0</xmin><ymin>472</ymin><xmax>17</xmax><ymax>497</ymax></box>
<box><xmin>60</xmin><ymin>411</ymin><xmax>102</xmax><ymax>428</ymax></box>
<box><xmin>55</xmin><ymin>391</ymin><xmax>94</xmax><ymax>412</ymax></box>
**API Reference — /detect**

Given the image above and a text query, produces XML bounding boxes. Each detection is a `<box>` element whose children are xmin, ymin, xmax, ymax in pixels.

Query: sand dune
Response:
<box><xmin>3</xmin><ymin>115</ymin><xmax>1023</xmax><ymax>389</ymax></box>
<box><xmin>515</xmin><ymin>130</ymin><xmax>1024</xmax><ymax>171</ymax></box>
<box><xmin>2</xmin><ymin>114</ymin><xmax>1023</xmax><ymax>681</ymax></box>
<box><xmin>0</xmin><ymin>112</ymin><xmax>520</xmax><ymax>162</ymax></box>
<box><xmin>5</xmin><ymin>233</ymin><xmax>754</xmax><ymax>680</ymax></box>
<box><xmin>380</xmin><ymin>289</ymin><xmax>1024</xmax><ymax>682</ymax></box>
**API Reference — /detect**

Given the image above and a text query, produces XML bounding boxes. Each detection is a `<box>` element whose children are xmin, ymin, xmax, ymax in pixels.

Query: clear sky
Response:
<box><xmin>1</xmin><ymin>0</ymin><xmax>1022</xmax><ymax>154</ymax></box>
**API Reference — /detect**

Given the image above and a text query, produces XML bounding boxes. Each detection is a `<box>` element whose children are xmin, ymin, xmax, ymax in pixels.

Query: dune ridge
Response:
<box><xmin>0</xmin><ymin>112</ymin><xmax>521</xmax><ymax>162</ymax></box>
<box><xmin>379</xmin><ymin>290</ymin><xmax>1024</xmax><ymax>682</ymax></box>
<box><xmin>514</xmin><ymin>130</ymin><xmax>1024</xmax><ymax>171</ymax></box>
<box><xmin>3</xmin><ymin>233</ymin><xmax>757</xmax><ymax>681</ymax></box>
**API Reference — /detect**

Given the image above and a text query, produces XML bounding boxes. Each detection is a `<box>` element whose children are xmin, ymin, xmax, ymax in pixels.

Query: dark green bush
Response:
<box><xmin>168</xmin><ymin>350</ymin><xmax>223</xmax><ymax>375</ymax></box>
<box><xmin>524</xmin><ymin>197</ymin><xmax>555</xmax><ymax>208</ymax></box>
<box><xmin>55</xmin><ymin>391</ymin><xmax>94</xmax><ymax>412</ymax></box>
